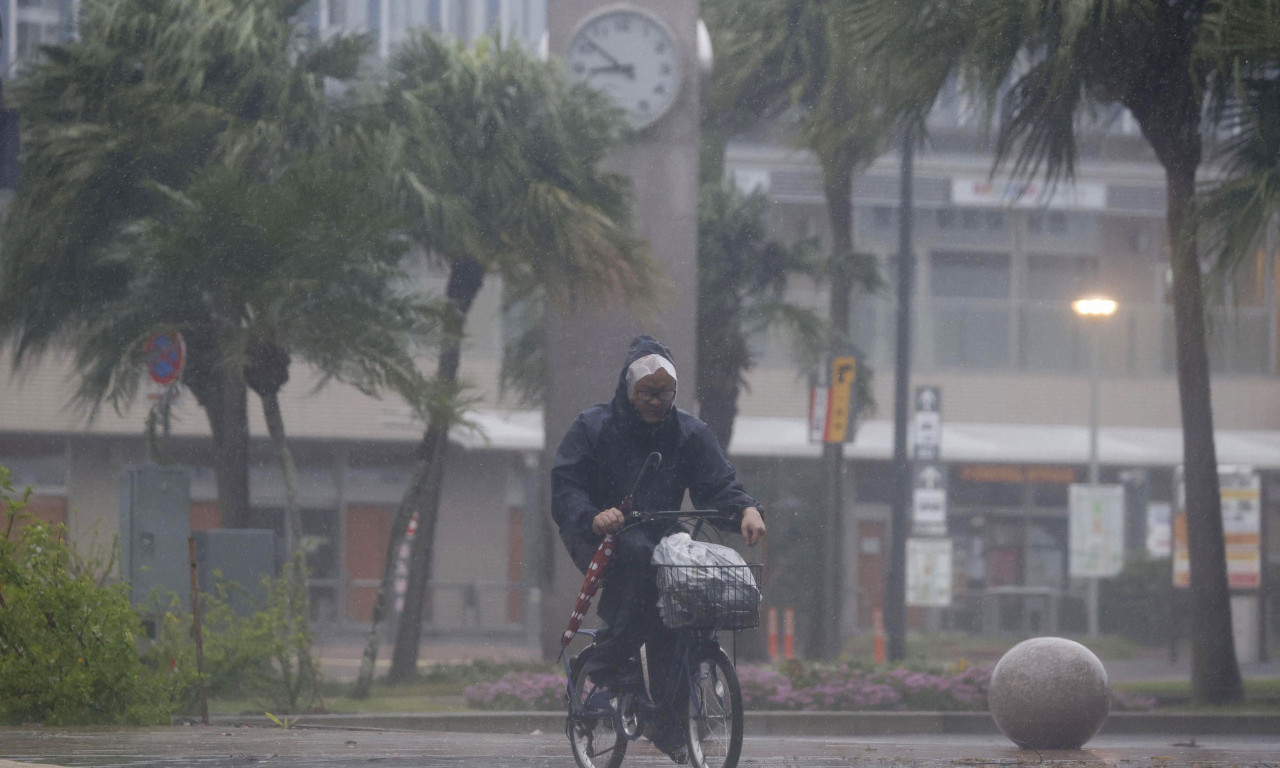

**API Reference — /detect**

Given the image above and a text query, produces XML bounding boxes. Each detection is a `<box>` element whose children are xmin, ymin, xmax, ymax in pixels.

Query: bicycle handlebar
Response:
<box><xmin>616</xmin><ymin>508</ymin><xmax>737</xmax><ymax>537</ymax></box>
<box><xmin>627</xmin><ymin>508</ymin><xmax>732</xmax><ymax>520</ymax></box>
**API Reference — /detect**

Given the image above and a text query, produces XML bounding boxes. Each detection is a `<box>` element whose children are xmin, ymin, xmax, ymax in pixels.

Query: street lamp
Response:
<box><xmin>1073</xmin><ymin>294</ymin><xmax>1118</xmax><ymax>637</ymax></box>
<box><xmin>1072</xmin><ymin>296</ymin><xmax>1118</xmax><ymax>485</ymax></box>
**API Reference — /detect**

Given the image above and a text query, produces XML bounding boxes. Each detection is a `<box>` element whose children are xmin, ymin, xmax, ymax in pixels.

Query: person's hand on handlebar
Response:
<box><xmin>592</xmin><ymin>507</ymin><xmax>625</xmax><ymax>536</ymax></box>
<box><xmin>740</xmin><ymin>507</ymin><xmax>766</xmax><ymax>547</ymax></box>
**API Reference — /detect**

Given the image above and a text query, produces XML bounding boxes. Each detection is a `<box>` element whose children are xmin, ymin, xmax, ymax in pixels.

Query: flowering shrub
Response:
<box><xmin>462</xmin><ymin>660</ymin><xmax>1156</xmax><ymax>712</ymax></box>
<box><xmin>1110</xmin><ymin>689</ymin><xmax>1158</xmax><ymax>711</ymax></box>
<box><xmin>741</xmin><ymin>663</ymin><xmax>984</xmax><ymax>711</ymax></box>
<box><xmin>464</xmin><ymin>672</ymin><xmax>565</xmax><ymax>711</ymax></box>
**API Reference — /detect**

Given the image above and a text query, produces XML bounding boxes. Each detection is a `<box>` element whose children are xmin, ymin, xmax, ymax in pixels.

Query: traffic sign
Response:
<box><xmin>912</xmin><ymin>461</ymin><xmax>948</xmax><ymax>537</ymax></box>
<box><xmin>145</xmin><ymin>331</ymin><xmax>186</xmax><ymax>386</ymax></box>
<box><xmin>913</xmin><ymin>385</ymin><xmax>941</xmax><ymax>461</ymax></box>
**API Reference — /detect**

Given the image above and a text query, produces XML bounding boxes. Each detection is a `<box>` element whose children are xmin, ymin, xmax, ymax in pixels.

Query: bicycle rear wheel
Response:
<box><xmin>685</xmin><ymin>647</ymin><xmax>743</xmax><ymax>768</ymax></box>
<box><xmin>567</xmin><ymin>647</ymin><xmax>627</xmax><ymax>768</ymax></box>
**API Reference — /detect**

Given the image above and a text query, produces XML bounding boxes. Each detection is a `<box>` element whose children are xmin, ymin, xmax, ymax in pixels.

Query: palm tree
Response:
<box><xmin>696</xmin><ymin>180</ymin><xmax>825</xmax><ymax>450</ymax></box>
<box><xmin>0</xmin><ymin>0</ymin><xmax>389</xmax><ymax>530</ymax></box>
<box><xmin>842</xmin><ymin>0</ymin><xmax>1280</xmax><ymax>704</ymax></box>
<box><xmin>132</xmin><ymin>134</ymin><xmax>443</xmax><ymax>709</ymax></box>
<box><xmin>703</xmin><ymin>0</ymin><xmax>899</xmax><ymax>658</ymax></box>
<box><xmin>350</xmin><ymin>34</ymin><xmax>658</xmax><ymax>691</ymax></box>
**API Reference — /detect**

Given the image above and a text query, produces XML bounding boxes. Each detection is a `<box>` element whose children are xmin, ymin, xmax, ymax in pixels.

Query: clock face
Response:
<box><xmin>564</xmin><ymin>9</ymin><xmax>681</xmax><ymax>129</ymax></box>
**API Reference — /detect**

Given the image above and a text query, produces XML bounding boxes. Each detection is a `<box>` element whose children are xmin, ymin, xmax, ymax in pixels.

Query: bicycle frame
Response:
<box><xmin>563</xmin><ymin>625</ymin><xmax>726</xmax><ymax>740</ymax></box>
<box><xmin>563</xmin><ymin>509</ymin><xmax>741</xmax><ymax>723</ymax></box>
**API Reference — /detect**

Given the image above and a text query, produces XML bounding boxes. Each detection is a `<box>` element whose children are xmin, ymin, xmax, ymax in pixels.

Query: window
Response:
<box><xmin>487</xmin><ymin>0</ymin><xmax>502</xmax><ymax>33</ymax></box>
<box><xmin>930</xmin><ymin>251</ymin><xmax>1010</xmax><ymax>368</ymax></box>
<box><xmin>1048</xmin><ymin>211</ymin><xmax>1068</xmax><ymax>234</ymax></box>
<box><xmin>1026</xmin><ymin>254</ymin><xmax>1098</xmax><ymax>301</ymax></box>
<box><xmin>1020</xmin><ymin>255</ymin><xmax>1097</xmax><ymax>371</ymax></box>
<box><xmin>873</xmin><ymin>206</ymin><xmax>894</xmax><ymax>228</ymax></box>
<box><xmin>930</xmin><ymin>251</ymin><xmax>1010</xmax><ymax>299</ymax></box>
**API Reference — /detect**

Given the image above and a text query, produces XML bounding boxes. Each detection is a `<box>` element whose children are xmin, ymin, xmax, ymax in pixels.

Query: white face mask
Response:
<box><xmin>626</xmin><ymin>354</ymin><xmax>678</xmax><ymax>399</ymax></box>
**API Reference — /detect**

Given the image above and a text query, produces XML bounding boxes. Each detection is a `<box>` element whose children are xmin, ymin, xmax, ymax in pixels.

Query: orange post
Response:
<box><xmin>767</xmin><ymin>607</ymin><xmax>779</xmax><ymax>661</ymax></box>
<box><xmin>872</xmin><ymin>607</ymin><xmax>886</xmax><ymax>664</ymax></box>
<box><xmin>783</xmin><ymin>607</ymin><xmax>796</xmax><ymax>660</ymax></box>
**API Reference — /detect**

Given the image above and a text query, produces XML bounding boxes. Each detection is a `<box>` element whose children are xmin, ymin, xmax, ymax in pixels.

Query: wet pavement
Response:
<box><xmin>1</xmin><ymin>727</ymin><xmax>1277</xmax><ymax>768</ymax></box>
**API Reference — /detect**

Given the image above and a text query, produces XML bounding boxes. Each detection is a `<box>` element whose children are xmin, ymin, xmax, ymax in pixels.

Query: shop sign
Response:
<box><xmin>1069</xmin><ymin>484</ymin><xmax>1126</xmax><ymax>578</ymax></box>
<box><xmin>1173</xmin><ymin>467</ymin><xmax>1261</xmax><ymax>589</ymax></box>
<box><xmin>907</xmin><ymin>537</ymin><xmax>952</xmax><ymax>607</ymax></box>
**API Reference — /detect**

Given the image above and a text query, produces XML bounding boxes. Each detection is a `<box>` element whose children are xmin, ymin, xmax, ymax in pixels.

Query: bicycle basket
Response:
<box><xmin>655</xmin><ymin>564</ymin><xmax>763</xmax><ymax>630</ymax></box>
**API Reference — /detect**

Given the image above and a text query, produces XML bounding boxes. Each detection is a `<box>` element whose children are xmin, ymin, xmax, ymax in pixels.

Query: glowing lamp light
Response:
<box><xmin>1072</xmin><ymin>297</ymin><xmax>1118</xmax><ymax>317</ymax></box>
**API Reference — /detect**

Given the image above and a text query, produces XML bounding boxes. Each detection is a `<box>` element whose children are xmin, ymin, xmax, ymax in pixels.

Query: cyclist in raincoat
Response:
<box><xmin>552</xmin><ymin>335</ymin><xmax>766</xmax><ymax>763</ymax></box>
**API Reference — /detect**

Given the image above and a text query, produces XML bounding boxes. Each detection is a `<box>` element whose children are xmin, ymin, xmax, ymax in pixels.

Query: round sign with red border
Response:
<box><xmin>144</xmin><ymin>331</ymin><xmax>186</xmax><ymax>386</ymax></box>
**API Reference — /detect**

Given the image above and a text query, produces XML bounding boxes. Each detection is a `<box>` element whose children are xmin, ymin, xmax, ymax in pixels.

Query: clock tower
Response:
<box><xmin>539</xmin><ymin>1</ymin><xmax>702</xmax><ymax>656</ymax></box>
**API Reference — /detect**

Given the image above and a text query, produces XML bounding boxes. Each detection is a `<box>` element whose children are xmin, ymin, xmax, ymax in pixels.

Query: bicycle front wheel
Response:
<box><xmin>685</xmin><ymin>647</ymin><xmax>743</xmax><ymax>768</ymax></box>
<box><xmin>567</xmin><ymin>647</ymin><xmax>627</xmax><ymax>768</ymax></box>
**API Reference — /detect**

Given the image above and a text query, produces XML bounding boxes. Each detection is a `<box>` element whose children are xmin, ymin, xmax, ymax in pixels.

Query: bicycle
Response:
<box><xmin>562</xmin><ymin>508</ymin><xmax>762</xmax><ymax>768</ymax></box>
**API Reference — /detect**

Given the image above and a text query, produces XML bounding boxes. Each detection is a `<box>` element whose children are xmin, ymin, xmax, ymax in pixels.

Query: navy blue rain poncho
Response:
<box><xmin>551</xmin><ymin>335</ymin><xmax>758</xmax><ymax>628</ymax></box>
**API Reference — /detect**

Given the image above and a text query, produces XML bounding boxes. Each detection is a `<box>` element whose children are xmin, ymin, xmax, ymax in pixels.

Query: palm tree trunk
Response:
<box><xmin>387</xmin><ymin>256</ymin><xmax>485</xmax><ymax>684</ymax></box>
<box><xmin>697</xmin><ymin>374</ymin><xmax>740</xmax><ymax>451</ymax></box>
<box><xmin>351</xmin><ymin>458</ymin><xmax>434</xmax><ymax>697</ymax></box>
<box><xmin>186</xmin><ymin>330</ymin><xmax>252</xmax><ymax>530</ymax></box>
<box><xmin>260</xmin><ymin>388</ymin><xmax>324</xmax><ymax>712</ymax></box>
<box><xmin>1165</xmin><ymin>160</ymin><xmax>1246</xmax><ymax>705</ymax></box>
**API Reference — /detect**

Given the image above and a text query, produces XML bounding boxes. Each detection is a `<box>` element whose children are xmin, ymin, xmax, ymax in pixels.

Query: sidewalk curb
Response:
<box><xmin>202</xmin><ymin>710</ymin><xmax>1280</xmax><ymax>737</ymax></box>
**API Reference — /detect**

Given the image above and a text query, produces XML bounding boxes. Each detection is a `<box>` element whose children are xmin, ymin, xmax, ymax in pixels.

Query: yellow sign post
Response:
<box><xmin>825</xmin><ymin>356</ymin><xmax>857</xmax><ymax>443</ymax></box>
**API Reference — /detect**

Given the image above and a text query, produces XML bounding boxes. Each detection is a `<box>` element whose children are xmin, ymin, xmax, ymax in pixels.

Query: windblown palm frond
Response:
<box><xmin>386</xmin><ymin>32</ymin><xmax>658</xmax><ymax>312</ymax></box>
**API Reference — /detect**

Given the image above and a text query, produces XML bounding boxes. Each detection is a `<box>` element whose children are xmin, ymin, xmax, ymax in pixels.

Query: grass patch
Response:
<box><xmin>193</xmin><ymin>658</ymin><xmax>561</xmax><ymax>717</ymax></box>
<box><xmin>841</xmin><ymin>632</ymin><xmax>1143</xmax><ymax>665</ymax></box>
<box><xmin>1114</xmin><ymin>676</ymin><xmax>1280</xmax><ymax>708</ymax></box>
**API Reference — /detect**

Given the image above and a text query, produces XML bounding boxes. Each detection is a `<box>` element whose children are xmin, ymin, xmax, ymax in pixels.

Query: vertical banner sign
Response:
<box><xmin>913</xmin><ymin>386</ymin><xmax>942</xmax><ymax>461</ymax></box>
<box><xmin>809</xmin><ymin>355</ymin><xmax>858</xmax><ymax>443</ymax></box>
<box><xmin>1069</xmin><ymin>484</ymin><xmax>1126</xmax><ymax>578</ymax></box>
<box><xmin>912</xmin><ymin>462</ymin><xmax>948</xmax><ymax>537</ymax></box>
<box><xmin>1146</xmin><ymin>501</ymin><xmax>1172</xmax><ymax>558</ymax></box>
<box><xmin>1173</xmin><ymin>466</ymin><xmax>1260</xmax><ymax>589</ymax></box>
<box><xmin>808</xmin><ymin>386</ymin><xmax>829</xmax><ymax>443</ymax></box>
<box><xmin>906</xmin><ymin>537</ymin><xmax>952</xmax><ymax>607</ymax></box>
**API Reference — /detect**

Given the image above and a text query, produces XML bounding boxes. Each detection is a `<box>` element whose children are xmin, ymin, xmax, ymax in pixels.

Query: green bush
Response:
<box><xmin>0</xmin><ymin>468</ymin><xmax>182</xmax><ymax>725</ymax></box>
<box><xmin>1099</xmin><ymin>554</ymin><xmax>1174</xmax><ymax>646</ymax></box>
<box><xmin>143</xmin><ymin>560</ymin><xmax>322</xmax><ymax>714</ymax></box>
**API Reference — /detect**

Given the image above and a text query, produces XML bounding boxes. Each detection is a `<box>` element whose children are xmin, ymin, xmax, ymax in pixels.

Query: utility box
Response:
<box><xmin>120</xmin><ymin>465</ymin><xmax>191</xmax><ymax>610</ymax></box>
<box><xmin>193</xmin><ymin>529</ymin><xmax>278</xmax><ymax>616</ymax></box>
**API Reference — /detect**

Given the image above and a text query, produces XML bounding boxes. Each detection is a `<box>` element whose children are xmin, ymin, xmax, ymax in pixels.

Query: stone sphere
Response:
<box><xmin>988</xmin><ymin>637</ymin><xmax>1111</xmax><ymax>750</ymax></box>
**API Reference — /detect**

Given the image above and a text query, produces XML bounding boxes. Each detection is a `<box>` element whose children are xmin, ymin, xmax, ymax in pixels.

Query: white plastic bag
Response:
<box><xmin>652</xmin><ymin>533</ymin><xmax>761</xmax><ymax>629</ymax></box>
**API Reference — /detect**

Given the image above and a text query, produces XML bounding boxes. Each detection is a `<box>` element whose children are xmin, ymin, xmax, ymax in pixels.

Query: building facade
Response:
<box><xmin>1</xmin><ymin>0</ymin><xmax>1277</xmax><ymax>653</ymax></box>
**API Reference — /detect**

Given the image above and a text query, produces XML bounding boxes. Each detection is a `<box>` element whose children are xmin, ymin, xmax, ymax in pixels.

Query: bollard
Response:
<box><xmin>873</xmin><ymin>607</ymin><xmax>886</xmax><ymax>664</ymax></box>
<box><xmin>783</xmin><ymin>606</ymin><xmax>795</xmax><ymax>660</ymax></box>
<box><xmin>767</xmin><ymin>607</ymin><xmax>779</xmax><ymax>661</ymax></box>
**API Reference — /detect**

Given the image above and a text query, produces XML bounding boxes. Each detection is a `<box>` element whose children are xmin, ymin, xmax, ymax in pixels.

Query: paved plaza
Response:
<box><xmin>1</xmin><ymin>728</ymin><xmax>1277</xmax><ymax>768</ymax></box>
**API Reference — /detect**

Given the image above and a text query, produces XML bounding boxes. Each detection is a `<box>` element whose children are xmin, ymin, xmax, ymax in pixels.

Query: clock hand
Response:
<box><xmin>589</xmin><ymin>64</ymin><xmax>635</xmax><ymax>77</ymax></box>
<box><xmin>583</xmin><ymin>37</ymin><xmax>628</xmax><ymax>72</ymax></box>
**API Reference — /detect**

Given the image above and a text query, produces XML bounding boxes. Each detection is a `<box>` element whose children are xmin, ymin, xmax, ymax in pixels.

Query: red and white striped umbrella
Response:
<box><xmin>561</xmin><ymin>534</ymin><xmax>615</xmax><ymax>647</ymax></box>
<box><xmin>559</xmin><ymin>452</ymin><xmax>660</xmax><ymax>648</ymax></box>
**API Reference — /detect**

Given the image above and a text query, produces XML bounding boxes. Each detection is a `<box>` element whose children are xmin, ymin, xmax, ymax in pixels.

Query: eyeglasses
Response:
<box><xmin>635</xmin><ymin>387</ymin><xmax>676</xmax><ymax>404</ymax></box>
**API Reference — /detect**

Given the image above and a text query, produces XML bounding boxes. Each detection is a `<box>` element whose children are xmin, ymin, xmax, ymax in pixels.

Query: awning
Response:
<box><xmin>457</xmin><ymin>410</ymin><xmax>1280</xmax><ymax>469</ymax></box>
